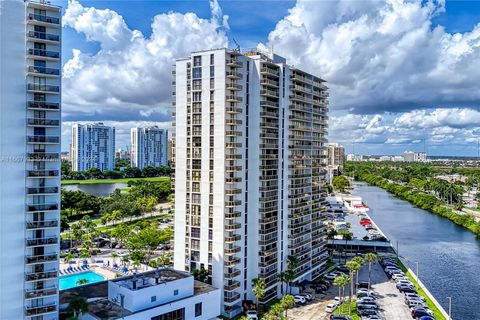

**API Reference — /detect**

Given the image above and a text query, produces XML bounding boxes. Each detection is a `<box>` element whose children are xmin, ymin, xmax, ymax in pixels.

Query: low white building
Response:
<box><xmin>66</xmin><ymin>270</ymin><xmax>220</xmax><ymax>320</ymax></box>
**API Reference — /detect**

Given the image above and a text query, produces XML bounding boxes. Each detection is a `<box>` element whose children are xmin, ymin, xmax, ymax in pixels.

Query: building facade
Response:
<box><xmin>71</xmin><ymin>123</ymin><xmax>116</xmax><ymax>171</ymax></box>
<box><xmin>327</xmin><ymin>143</ymin><xmax>345</xmax><ymax>171</ymax></box>
<box><xmin>404</xmin><ymin>150</ymin><xmax>427</xmax><ymax>162</ymax></box>
<box><xmin>173</xmin><ymin>48</ymin><xmax>329</xmax><ymax>317</ymax></box>
<box><xmin>130</xmin><ymin>126</ymin><xmax>168</xmax><ymax>169</ymax></box>
<box><xmin>0</xmin><ymin>1</ymin><xmax>62</xmax><ymax>319</ymax></box>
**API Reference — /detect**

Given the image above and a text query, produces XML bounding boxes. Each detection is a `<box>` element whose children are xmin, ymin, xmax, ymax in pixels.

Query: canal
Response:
<box><xmin>352</xmin><ymin>182</ymin><xmax>480</xmax><ymax>319</ymax></box>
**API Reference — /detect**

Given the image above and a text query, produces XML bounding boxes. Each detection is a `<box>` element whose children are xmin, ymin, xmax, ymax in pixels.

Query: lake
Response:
<box><xmin>62</xmin><ymin>183</ymin><xmax>127</xmax><ymax>196</ymax></box>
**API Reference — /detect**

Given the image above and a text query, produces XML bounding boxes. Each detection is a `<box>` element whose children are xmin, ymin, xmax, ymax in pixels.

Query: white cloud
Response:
<box><xmin>62</xmin><ymin>0</ymin><xmax>229</xmax><ymax>121</ymax></box>
<box><xmin>264</xmin><ymin>0</ymin><xmax>480</xmax><ymax>113</ymax></box>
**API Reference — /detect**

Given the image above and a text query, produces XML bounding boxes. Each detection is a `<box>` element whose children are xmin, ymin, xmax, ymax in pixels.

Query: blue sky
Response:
<box><xmin>57</xmin><ymin>0</ymin><xmax>480</xmax><ymax>156</ymax></box>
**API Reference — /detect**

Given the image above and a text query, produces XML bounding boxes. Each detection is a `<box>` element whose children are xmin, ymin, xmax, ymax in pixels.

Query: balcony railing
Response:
<box><xmin>24</xmin><ymin>304</ymin><xmax>56</xmax><ymax>316</ymax></box>
<box><xmin>26</xmin><ymin>237</ymin><xmax>58</xmax><ymax>247</ymax></box>
<box><xmin>27</xmin><ymin>31</ymin><xmax>59</xmax><ymax>42</ymax></box>
<box><xmin>27</xmin><ymin>101</ymin><xmax>60</xmax><ymax>110</ymax></box>
<box><xmin>25</xmin><ymin>270</ymin><xmax>57</xmax><ymax>282</ymax></box>
<box><xmin>27</xmin><ymin>118</ymin><xmax>60</xmax><ymax>126</ymax></box>
<box><xmin>27</xmin><ymin>187</ymin><xmax>59</xmax><ymax>195</ymax></box>
<box><xmin>27</xmin><ymin>136</ymin><xmax>60</xmax><ymax>144</ymax></box>
<box><xmin>26</xmin><ymin>220</ymin><xmax>58</xmax><ymax>229</ymax></box>
<box><xmin>27</xmin><ymin>84</ymin><xmax>59</xmax><ymax>93</ymax></box>
<box><xmin>25</xmin><ymin>287</ymin><xmax>57</xmax><ymax>299</ymax></box>
<box><xmin>27</xmin><ymin>48</ymin><xmax>60</xmax><ymax>59</ymax></box>
<box><xmin>26</xmin><ymin>253</ymin><xmax>58</xmax><ymax>264</ymax></box>
<box><xmin>27</xmin><ymin>203</ymin><xmax>58</xmax><ymax>212</ymax></box>
<box><xmin>28</xmin><ymin>13</ymin><xmax>60</xmax><ymax>25</ymax></box>
<box><xmin>27</xmin><ymin>152</ymin><xmax>59</xmax><ymax>161</ymax></box>
<box><xmin>27</xmin><ymin>170</ymin><xmax>59</xmax><ymax>178</ymax></box>
<box><xmin>28</xmin><ymin>66</ymin><xmax>60</xmax><ymax>76</ymax></box>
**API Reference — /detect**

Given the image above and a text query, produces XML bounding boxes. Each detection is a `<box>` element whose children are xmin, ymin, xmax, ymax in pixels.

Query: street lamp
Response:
<box><xmin>447</xmin><ymin>296</ymin><xmax>452</xmax><ymax>320</ymax></box>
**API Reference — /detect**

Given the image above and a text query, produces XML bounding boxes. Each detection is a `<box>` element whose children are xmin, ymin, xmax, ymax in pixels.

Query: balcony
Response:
<box><xmin>225</xmin><ymin>234</ymin><xmax>241</xmax><ymax>243</ymax></box>
<box><xmin>27</xmin><ymin>187</ymin><xmax>58</xmax><ymax>195</ymax></box>
<box><xmin>226</xmin><ymin>106</ymin><xmax>242</xmax><ymax>114</ymax></box>
<box><xmin>26</xmin><ymin>237</ymin><xmax>58</xmax><ymax>247</ymax></box>
<box><xmin>225</xmin><ymin>257</ymin><xmax>241</xmax><ymax>267</ymax></box>
<box><xmin>224</xmin><ymin>280</ymin><xmax>241</xmax><ymax>291</ymax></box>
<box><xmin>225</xmin><ymin>223</ymin><xmax>241</xmax><ymax>231</ymax></box>
<box><xmin>226</xmin><ymin>83</ymin><xmax>242</xmax><ymax>91</ymax></box>
<box><xmin>27</xmin><ymin>48</ymin><xmax>60</xmax><ymax>60</ymax></box>
<box><xmin>27</xmin><ymin>203</ymin><xmax>58</xmax><ymax>212</ymax></box>
<box><xmin>27</xmin><ymin>101</ymin><xmax>60</xmax><ymax>111</ymax></box>
<box><xmin>224</xmin><ymin>292</ymin><xmax>241</xmax><ymax>304</ymax></box>
<box><xmin>226</xmin><ymin>59</ymin><xmax>243</xmax><ymax>67</ymax></box>
<box><xmin>226</xmin><ymin>71</ymin><xmax>242</xmax><ymax>79</ymax></box>
<box><xmin>224</xmin><ymin>268</ymin><xmax>241</xmax><ymax>279</ymax></box>
<box><xmin>226</xmin><ymin>95</ymin><xmax>243</xmax><ymax>103</ymax></box>
<box><xmin>27</xmin><ymin>31</ymin><xmax>60</xmax><ymax>43</ymax></box>
<box><xmin>24</xmin><ymin>304</ymin><xmax>56</xmax><ymax>317</ymax></box>
<box><xmin>27</xmin><ymin>152</ymin><xmax>59</xmax><ymax>161</ymax></box>
<box><xmin>27</xmin><ymin>66</ymin><xmax>60</xmax><ymax>77</ymax></box>
<box><xmin>28</xmin><ymin>13</ymin><xmax>60</xmax><ymax>26</ymax></box>
<box><xmin>26</xmin><ymin>253</ymin><xmax>58</xmax><ymax>264</ymax></box>
<box><xmin>26</xmin><ymin>220</ymin><xmax>59</xmax><ymax>229</ymax></box>
<box><xmin>260</xmin><ymin>67</ymin><xmax>279</xmax><ymax>77</ymax></box>
<box><xmin>25</xmin><ymin>270</ymin><xmax>57</xmax><ymax>282</ymax></box>
<box><xmin>27</xmin><ymin>118</ymin><xmax>60</xmax><ymax>127</ymax></box>
<box><xmin>25</xmin><ymin>287</ymin><xmax>57</xmax><ymax>299</ymax></box>
<box><xmin>260</xmin><ymin>89</ymin><xmax>279</xmax><ymax>98</ymax></box>
<box><xmin>27</xmin><ymin>136</ymin><xmax>60</xmax><ymax>144</ymax></box>
<box><xmin>27</xmin><ymin>83</ymin><xmax>60</xmax><ymax>94</ymax></box>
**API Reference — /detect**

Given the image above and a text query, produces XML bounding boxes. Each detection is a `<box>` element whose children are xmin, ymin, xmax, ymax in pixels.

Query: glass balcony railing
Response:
<box><xmin>25</xmin><ymin>253</ymin><xmax>58</xmax><ymax>264</ymax></box>
<box><xmin>25</xmin><ymin>270</ymin><xmax>57</xmax><ymax>282</ymax></box>
<box><xmin>27</xmin><ymin>152</ymin><xmax>59</xmax><ymax>161</ymax></box>
<box><xmin>27</xmin><ymin>118</ymin><xmax>60</xmax><ymax>126</ymax></box>
<box><xmin>28</xmin><ymin>48</ymin><xmax>60</xmax><ymax>59</ymax></box>
<box><xmin>25</xmin><ymin>287</ymin><xmax>57</xmax><ymax>299</ymax></box>
<box><xmin>27</xmin><ymin>203</ymin><xmax>58</xmax><ymax>212</ymax></box>
<box><xmin>27</xmin><ymin>101</ymin><xmax>60</xmax><ymax>110</ymax></box>
<box><xmin>28</xmin><ymin>13</ymin><xmax>60</xmax><ymax>25</ymax></box>
<box><xmin>27</xmin><ymin>84</ymin><xmax>60</xmax><ymax>93</ymax></box>
<box><xmin>24</xmin><ymin>304</ymin><xmax>56</xmax><ymax>316</ymax></box>
<box><xmin>27</xmin><ymin>170</ymin><xmax>59</xmax><ymax>177</ymax></box>
<box><xmin>26</xmin><ymin>237</ymin><xmax>58</xmax><ymax>246</ymax></box>
<box><xmin>27</xmin><ymin>136</ymin><xmax>60</xmax><ymax>144</ymax></box>
<box><xmin>26</xmin><ymin>220</ymin><xmax>59</xmax><ymax>229</ymax></box>
<box><xmin>27</xmin><ymin>187</ymin><xmax>59</xmax><ymax>195</ymax></box>
<box><xmin>28</xmin><ymin>66</ymin><xmax>60</xmax><ymax>76</ymax></box>
<box><xmin>27</xmin><ymin>31</ymin><xmax>59</xmax><ymax>42</ymax></box>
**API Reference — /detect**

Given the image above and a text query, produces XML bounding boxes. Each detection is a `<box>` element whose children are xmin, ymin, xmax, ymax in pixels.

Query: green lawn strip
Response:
<box><xmin>396</xmin><ymin>259</ymin><xmax>446</xmax><ymax>320</ymax></box>
<box><xmin>61</xmin><ymin>177</ymin><xmax>170</xmax><ymax>185</ymax></box>
<box><xmin>333</xmin><ymin>300</ymin><xmax>359</xmax><ymax>320</ymax></box>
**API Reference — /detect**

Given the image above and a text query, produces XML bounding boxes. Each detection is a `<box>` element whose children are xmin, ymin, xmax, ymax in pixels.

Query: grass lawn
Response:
<box><xmin>61</xmin><ymin>177</ymin><xmax>170</xmax><ymax>185</ymax></box>
<box><xmin>396</xmin><ymin>259</ymin><xmax>446</xmax><ymax>320</ymax></box>
<box><xmin>334</xmin><ymin>300</ymin><xmax>359</xmax><ymax>320</ymax></box>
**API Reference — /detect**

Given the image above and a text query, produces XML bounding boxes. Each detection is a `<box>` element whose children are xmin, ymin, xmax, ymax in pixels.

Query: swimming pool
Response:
<box><xmin>59</xmin><ymin>271</ymin><xmax>105</xmax><ymax>290</ymax></box>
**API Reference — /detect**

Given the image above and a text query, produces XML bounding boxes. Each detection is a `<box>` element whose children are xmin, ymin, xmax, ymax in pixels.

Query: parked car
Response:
<box><xmin>404</xmin><ymin>293</ymin><xmax>425</xmax><ymax>302</ymax></box>
<box><xmin>411</xmin><ymin>308</ymin><xmax>433</xmax><ymax>318</ymax></box>
<box><xmin>361</xmin><ymin>315</ymin><xmax>383</xmax><ymax>320</ymax></box>
<box><xmin>408</xmin><ymin>300</ymin><xmax>427</xmax><ymax>309</ymax></box>
<box><xmin>245</xmin><ymin>310</ymin><xmax>258</xmax><ymax>319</ymax></box>
<box><xmin>359</xmin><ymin>309</ymin><xmax>379</xmax><ymax>317</ymax></box>
<box><xmin>357</xmin><ymin>282</ymin><xmax>370</xmax><ymax>289</ymax></box>
<box><xmin>418</xmin><ymin>317</ymin><xmax>436</xmax><ymax>320</ymax></box>
<box><xmin>392</xmin><ymin>273</ymin><xmax>407</xmax><ymax>281</ymax></box>
<box><xmin>325</xmin><ymin>303</ymin><xmax>338</xmax><ymax>313</ymax></box>
<box><xmin>398</xmin><ymin>285</ymin><xmax>416</xmax><ymax>293</ymax></box>
<box><xmin>333</xmin><ymin>296</ymin><xmax>343</xmax><ymax>304</ymax></box>
<box><xmin>357</xmin><ymin>297</ymin><xmax>376</xmax><ymax>304</ymax></box>
<box><xmin>396</xmin><ymin>281</ymin><xmax>414</xmax><ymax>289</ymax></box>
<box><xmin>329</xmin><ymin>316</ymin><xmax>352</xmax><ymax>320</ymax></box>
<box><xmin>337</xmin><ymin>265</ymin><xmax>349</xmax><ymax>273</ymax></box>
<box><xmin>325</xmin><ymin>273</ymin><xmax>340</xmax><ymax>280</ymax></box>
<box><xmin>300</xmin><ymin>293</ymin><xmax>313</xmax><ymax>301</ymax></box>
<box><xmin>294</xmin><ymin>295</ymin><xmax>306</xmax><ymax>304</ymax></box>
<box><xmin>357</xmin><ymin>303</ymin><xmax>378</xmax><ymax>310</ymax></box>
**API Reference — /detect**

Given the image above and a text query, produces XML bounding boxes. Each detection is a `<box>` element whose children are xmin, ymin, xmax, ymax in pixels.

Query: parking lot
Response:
<box><xmin>288</xmin><ymin>261</ymin><xmax>413</xmax><ymax>320</ymax></box>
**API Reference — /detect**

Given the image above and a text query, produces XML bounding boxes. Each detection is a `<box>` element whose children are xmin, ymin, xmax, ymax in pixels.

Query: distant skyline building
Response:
<box><xmin>404</xmin><ymin>150</ymin><xmax>427</xmax><ymax>162</ymax></box>
<box><xmin>71</xmin><ymin>123</ymin><xmax>116</xmax><ymax>171</ymax></box>
<box><xmin>0</xmin><ymin>1</ymin><xmax>62</xmax><ymax>319</ymax></box>
<box><xmin>173</xmin><ymin>48</ymin><xmax>329</xmax><ymax>317</ymax></box>
<box><xmin>130</xmin><ymin>126</ymin><xmax>168</xmax><ymax>169</ymax></box>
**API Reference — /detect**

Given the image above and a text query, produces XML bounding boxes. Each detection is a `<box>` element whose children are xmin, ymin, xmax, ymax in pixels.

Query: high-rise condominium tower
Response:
<box><xmin>173</xmin><ymin>48</ymin><xmax>329</xmax><ymax>317</ymax></box>
<box><xmin>130</xmin><ymin>126</ymin><xmax>168</xmax><ymax>169</ymax></box>
<box><xmin>71</xmin><ymin>123</ymin><xmax>116</xmax><ymax>171</ymax></box>
<box><xmin>0</xmin><ymin>1</ymin><xmax>62</xmax><ymax>319</ymax></box>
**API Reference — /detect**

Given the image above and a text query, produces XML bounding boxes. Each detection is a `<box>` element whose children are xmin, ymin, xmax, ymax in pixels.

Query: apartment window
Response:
<box><xmin>151</xmin><ymin>296</ymin><xmax>156</xmax><ymax>302</ymax></box>
<box><xmin>174</xmin><ymin>289</ymin><xmax>179</xmax><ymax>296</ymax></box>
<box><xmin>210</xmin><ymin>78</ymin><xmax>214</xmax><ymax>88</ymax></box>
<box><xmin>210</xmin><ymin>54</ymin><xmax>214</xmax><ymax>64</ymax></box>
<box><xmin>210</xmin><ymin>90</ymin><xmax>214</xmax><ymax>101</ymax></box>
<box><xmin>192</xmin><ymin>92</ymin><xmax>201</xmax><ymax>102</ymax></box>
<box><xmin>192</xmin><ymin>67</ymin><xmax>202</xmax><ymax>79</ymax></box>
<box><xmin>193</xmin><ymin>55</ymin><xmax>201</xmax><ymax>66</ymax></box>
<box><xmin>195</xmin><ymin>303</ymin><xmax>202</xmax><ymax>317</ymax></box>
<box><xmin>191</xmin><ymin>227</ymin><xmax>200</xmax><ymax>238</ymax></box>
<box><xmin>192</xmin><ymin>79</ymin><xmax>202</xmax><ymax>90</ymax></box>
<box><xmin>210</xmin><ymin>65</ymin><xmax>214</xmax><ymax>77</ymax></box>
<box><xmin>208</xmin><ymin>229</ymin><xmax>213</xmax><ymax>240</ymax></box>
<box><xmin>151</xmin><ymin>308</ymin><xmax>185</xmax><ymax>320</ymax></box>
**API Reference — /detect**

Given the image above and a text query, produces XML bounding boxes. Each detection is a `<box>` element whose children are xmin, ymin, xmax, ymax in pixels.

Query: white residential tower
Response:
<box><xmin>173</xmin><ymin>49</ymin><xmax>329</xmax><ymax>317</ymax></box>
<box><xmin>130</xmin><ymin>126</ymin><xmax>168</xmax><ymax>169</ymax></box>
<box><xmin>0</xmin><ymin>1</ymin><xmax>62</xmax><ymax>319</ymax></box>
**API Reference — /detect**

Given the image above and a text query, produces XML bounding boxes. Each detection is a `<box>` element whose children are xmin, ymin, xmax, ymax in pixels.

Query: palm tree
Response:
<box><xmin>67</xmin><ymin>297</ymin><xmax>88</xmax><ymax>318</ymax></box>
<box><xmin>327</xmin><ymin>229</ymin><xmax>337</xmax><ymax>260</ymax></box>
<box><xmin>157</xmin><ymin>252</ymin><xmax>172</xmax><ymax>269</ymax></box>
<box><xmin>345</xmin><ymin>260</ymin><xmax>361</xmax><ymax>314</ymax></box>
<box><xmin>364</xmin><ymin>252</ymin><xmax>378</xmax><ymax>291</ymax></box>
<box><xmin>352</xmin><ymin>256</ymin><xmax>365</xmax><ymax>293</ymax></box>
<box><xmin>252</xmin><ymin>277</ymin><xmax>266</xmax><ymax>313</ymax></box>
<box><xmin>76</xmin><ymin>278</ymin><xmax>89</xmax><ymax>286</ymax></box>
<box><xmin>280</xmin><ymin>294</ymin><xmax>295</xmax><ymax>319</ymax></box>
<box><xmin>111</xmin><ymin>252</ymin><xmax>119</xmax><ymax>266</ymax></box>
<box><xmin>333</xmin><ymin>274</ymin><xmax>350</xmax><ymax>314</ymax></box>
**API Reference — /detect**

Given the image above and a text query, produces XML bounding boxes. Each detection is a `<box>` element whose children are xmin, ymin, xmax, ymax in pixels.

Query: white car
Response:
<box><xmin>324</xmin><ymin>273</ymin><xmax>339</xmax><ymax>280</ymax></box>
<box><xmin>357</xmin><ymin>297</ymin><xmax>376</xmax><ymax>304</ymax></box>
<box><xmin>301</xmin><ymin>293</ymin><xmax>313</xmax><ymax>301</ymax></box>
<box><xmin>392</xmin><ymin>273</ymin><xmax>406</xmax><ymax>281</ymax></box>
<box><xmin>333</xmin><ymin>296</ymin><xmax>343</xmax><ymax>304</ymax></box>
<box><xmin>245</xmin><ymin>310</ymin><xmax>258</xmax><ymax>319</ymax></box>
<box><xmin>357</xmin><ymin>289</ymin><xmax>377</xmax><ymax>296</ymax></box>
<box><xmin>294</xmin><ymin>295</ymin><xmax>306</xmax><ymax>304</ymax></box>
<box><xmin>404</xmin><ymin>293</ymin><xmax>426</xmax><ymax>302</ymax></box>
<box><xmin>325</xmin><ymin>303</ymin><xmax>338</xmax><ymax>313</ymax></box>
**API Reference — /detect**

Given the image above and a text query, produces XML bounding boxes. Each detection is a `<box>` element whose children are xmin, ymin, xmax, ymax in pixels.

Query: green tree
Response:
<box><xmin>345</xmin><ymin>260</ymin><xmax>361</xmax><ymax>314</ymax></box>
<box><xmin>76</xmin><ymin>278</ymin><xmax>89</xmax><ymax>286</ymax></box>
<box><xmin>252</xmin><ymin>277</ymin><xmax>266</xmax><ymax>312</ymax></box>
<box><xmin>333</xmin><ymin>176</ymin><xmax>350</xmax><ymax>192</ymax></box>
<box><xmin>280</xmin><ymin>294</ymin><xmax>295</xmax><ymax>319</ymax></box>
<box><xmin>364</xmin><ymin>252</ymin><xmax>378</xmax><ymax>291</ymax></box>
<box><xmin>351</xmin><ymin>255</ymin><xmax>365</xmax><ymax>292</ymax></box>
<box><xmin>192</xmin><ymin>267</ymin><xmax>209</xmax><ymax>283</ymax></box>
<box><xmin>67</xmin><ymin>297</ymin><xmax>88</xmax><ymax>318</ymax></box>
<box><xmin>333</xmin><ymin>274</ymin><xmax>350</xmax><ymax>314</ymax></box>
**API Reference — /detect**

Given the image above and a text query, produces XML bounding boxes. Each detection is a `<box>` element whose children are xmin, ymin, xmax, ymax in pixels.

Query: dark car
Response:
<box><xmin>357</xmin><ymin>282</ymin><xmax>370</xmax><ymax>289</ymax></box>
<box><xmin>329</xmin><ymin>316</ymin><xmax>352</xmax><ymax>320</ymax></box>
<box><xmin>337</xmin><ymin>266</ymin><xmax>349</xmax><ymax>273</ymax></box>
<box><xmin>411</xmin><ymin>309</ymin><xmax>431</xmax><ymax>318</ymax></box>
<box><xmin>418</xmin><ymin>317</ymin><xmax>435</xmax><ymax>320</ymax></box>
<box><xmin>399</xmin><ymin>285</ymin><xmax>416</xmax><ymax>293</ymax></box>
<box><xmin>358</xmin><ymin>308</ymin><xmax>378</xmax><ymax>316</ymax></box>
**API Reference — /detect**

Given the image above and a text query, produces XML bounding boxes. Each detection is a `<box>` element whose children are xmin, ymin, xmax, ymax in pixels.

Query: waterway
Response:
<box><xmin>62</xmin><ymin>183</ymin><xmax>127</xmax><ymax>196</ymax></box>
<box><xmin>352</xmin><ymin>182</ymin><xmax>480</xmax><ymax>319</ymax></box>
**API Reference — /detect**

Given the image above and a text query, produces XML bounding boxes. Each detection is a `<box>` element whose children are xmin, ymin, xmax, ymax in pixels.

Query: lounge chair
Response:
<box><xmin>59</xmin><ymin>270</ymin><xmax>63</xmax><ymax>275</ymax></box>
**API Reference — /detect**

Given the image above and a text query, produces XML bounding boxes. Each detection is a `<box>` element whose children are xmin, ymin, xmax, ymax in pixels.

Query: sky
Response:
<box><xmin>53</xmin><ymin>0</ymin><xmax>480</xmax><ymax>156</ymax></box>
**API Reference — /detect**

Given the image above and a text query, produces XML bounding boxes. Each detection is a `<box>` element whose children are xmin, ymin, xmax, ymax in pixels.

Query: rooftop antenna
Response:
<box><xmin>232</xmin><ymin>38</ymin><xmax>240</xmax><ymax>52</ymax></box>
